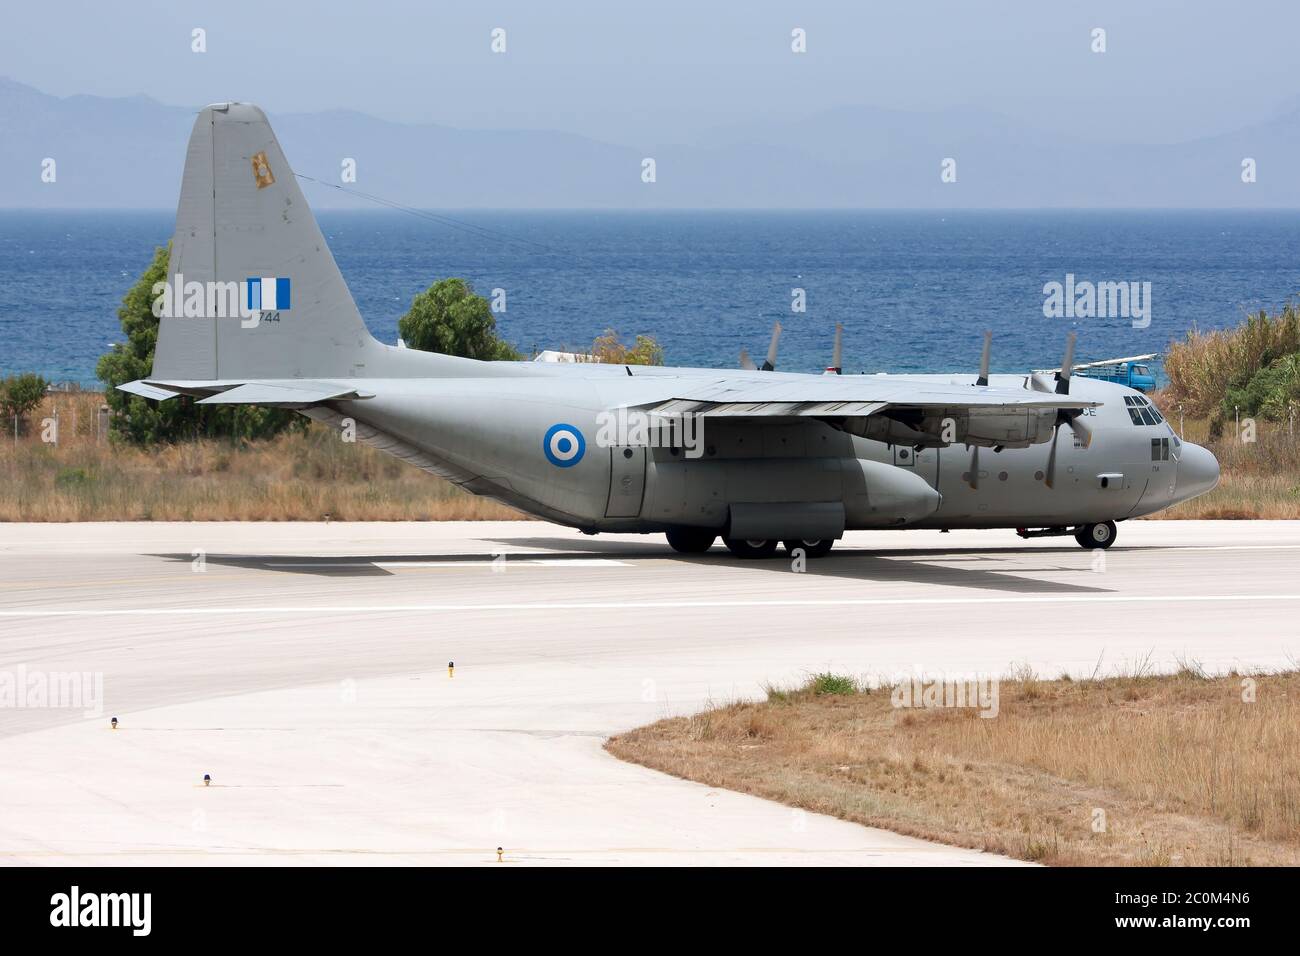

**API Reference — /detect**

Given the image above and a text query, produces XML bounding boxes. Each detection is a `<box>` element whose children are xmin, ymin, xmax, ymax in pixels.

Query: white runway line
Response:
<box><xmin>3</xmin><ymin>592</ymin><xmax>1299</xmax><ymax>616</ymax></box>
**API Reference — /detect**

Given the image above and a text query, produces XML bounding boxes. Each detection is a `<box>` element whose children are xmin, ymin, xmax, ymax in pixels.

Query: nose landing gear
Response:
<box><xmin>1016</xmin><ymin>521</ymin><xmax>1119</xmax><ymax>549</ymax></box>
<box><xmin>1074</xmin><ymin>520</ymin><xmax>1117</xmax><ymax>550</ymax></box>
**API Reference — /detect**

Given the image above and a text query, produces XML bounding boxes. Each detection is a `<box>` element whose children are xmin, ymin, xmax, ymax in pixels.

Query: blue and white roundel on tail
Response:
<box><xmin>543</xmin><ymin>423</ymin><xmax>585</xmax><ymax>467</ymax></box>
<box><xmin>246</xmin><ymin>277</ymin><xmax>292</xmax><ymax>311</ymax></box>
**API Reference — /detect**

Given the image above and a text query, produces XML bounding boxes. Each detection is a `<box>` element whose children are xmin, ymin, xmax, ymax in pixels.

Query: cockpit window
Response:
<box><xmin>1125</xmin><ymin>393</ymin><xmax>1164</xmax><ymax>426</ymax></box>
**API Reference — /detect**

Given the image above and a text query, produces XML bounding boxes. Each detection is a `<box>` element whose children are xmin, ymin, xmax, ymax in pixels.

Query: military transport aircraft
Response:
<box><xmin>122</xmin><ymin>104</ymin><xmax>1219</xmax><ymax>558</ymax></box>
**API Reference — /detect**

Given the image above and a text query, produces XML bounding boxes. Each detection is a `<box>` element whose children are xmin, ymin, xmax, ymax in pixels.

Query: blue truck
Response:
<box><xmin>1039</xmin><ymin>354</ymin><xmax>1160</xmax><ymax>393</ymax></box>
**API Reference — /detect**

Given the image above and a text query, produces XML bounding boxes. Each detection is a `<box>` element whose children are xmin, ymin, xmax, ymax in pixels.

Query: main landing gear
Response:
<box><xmin>723</xmin><ymin>538</ymin><xmax>779</xmax><ymax>558</ymax></box>
<box><xmin>663</xmin><ymin>529</ymin><xmax>836</xmax><ymax>558</ymax></box>
<box><xmin>781</xmin><ymin>538</ymin><xmax>835</xmax><ymax>558</ymax></box>
<box><xmin>720</xmin><ymin>537</ymin><xmax>835</xmax><ymax>558</ymax></box>
<box><xmin>664</xmin><ymin>527</ymin><xmax>717</xmax><ymax>553</ymax></box>
<box><xmin>723</xmin><ymin>537</ymin><xmax>836</xmax><ymax>558</ymax></box>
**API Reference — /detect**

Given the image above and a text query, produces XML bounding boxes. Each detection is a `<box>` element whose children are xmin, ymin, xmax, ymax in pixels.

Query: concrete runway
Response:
<box><xmin>1</xmin><ymin>520</ymin><xmax>1297</xmax><ymax>865</ymax></box>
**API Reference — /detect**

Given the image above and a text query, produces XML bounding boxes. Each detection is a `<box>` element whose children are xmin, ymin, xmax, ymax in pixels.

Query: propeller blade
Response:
<box><xmin>977</xmin><ymin>331</ymin><xmax>991</xmax><ymax>386</ymax></box>
<box><xmin>828</xmin><ymin>323</ymin><xmax>843</xmax><ymax>374</ymax></box>
<box><xmin>1066</xmin><ymin>412</ymin><xmax>1092</xmax><ymax>448</ymax></box>
<box><xmin>1044</xmin><ymin>427</ymin><xmax>1060</xmax><ymax>489</ymax></box>
<box><xmin>966</xmin><ymin>445</ymin><xmax>979</xmax><ymax>490</ymax></box>
<box><xmin>1055</xmin><ymin>332</ymin><xmax>1077</xmax><ymax>395</ymax></box>
<box><xmin>1029</xmin><ymin>373</ymin><xmax>1055</xmax><ymax>393</ymax></box>
<box><xmin>761</xmin><ymin>321</ymin><xmax>782</xmax><ymax>372</ymax></box>
<box><xmin>739</xmin><ymin>348</ymin><xmax>756</xmax><ymax>371</ymax></box>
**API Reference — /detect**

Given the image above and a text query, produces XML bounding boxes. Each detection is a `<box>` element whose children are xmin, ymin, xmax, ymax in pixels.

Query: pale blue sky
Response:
<box><xmin>4</xmin><ymin>0</ymin><xmax>1298</xmax><ymax>144</ymax></box>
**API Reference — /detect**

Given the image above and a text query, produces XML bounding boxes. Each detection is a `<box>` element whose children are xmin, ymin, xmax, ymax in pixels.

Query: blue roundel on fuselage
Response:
<box><xmin>543</xmin><ymin>423</ymin><xmax>585</xmax><ymax>467</ymax></box>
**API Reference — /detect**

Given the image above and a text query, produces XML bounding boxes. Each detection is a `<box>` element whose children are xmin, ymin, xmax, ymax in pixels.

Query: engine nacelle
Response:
<box><xmin>836</xmin><ymin>407</ymin><xmax>1058</xmax><ymax>449</ymax></box>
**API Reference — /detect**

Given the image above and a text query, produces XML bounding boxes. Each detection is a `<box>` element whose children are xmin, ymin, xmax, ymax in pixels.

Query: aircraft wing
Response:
<box><xmin>629</xmin><ymin>375</ymin><xmax>1099</xmax><ymax>419</ymax></box>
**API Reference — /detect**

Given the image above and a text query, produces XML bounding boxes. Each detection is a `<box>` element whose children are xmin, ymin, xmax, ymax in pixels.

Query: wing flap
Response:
<box><xmin>632</xmin><ymin>375</ymin><xmax>1099</xmax><ymax>418</ymax></box>
<box><xmin>651</xmin><ymin>399</ymin><xmax>889</xmax><ymax>418</ymax></box>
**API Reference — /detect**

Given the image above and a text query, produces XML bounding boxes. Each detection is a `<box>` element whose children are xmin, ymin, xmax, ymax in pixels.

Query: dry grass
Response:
<box><xmin>0</xmin><ymin>392</ymin><xmax>524</xmax><ymax>521</ymax></box>
<box><xmin>1163</xmin><ymin>307</ymin><xmax>1300</xmax><ymax>420</ymax></box>
<box><xmin>607</xmin><ymin>667</ymin><xmax>1300</xmax><ymax>866</ymax></box>
<box><xmin>1147</xmin><ymin>407</ymin><xmax>1300</xmax><ymax>519</ymax></box>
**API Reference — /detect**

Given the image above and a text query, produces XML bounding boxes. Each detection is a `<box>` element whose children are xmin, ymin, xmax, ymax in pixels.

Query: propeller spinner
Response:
<box><xmin>1041</xmin><ymin>332</ymin><xmax>1092</xmax><ymax>488</ymax></box>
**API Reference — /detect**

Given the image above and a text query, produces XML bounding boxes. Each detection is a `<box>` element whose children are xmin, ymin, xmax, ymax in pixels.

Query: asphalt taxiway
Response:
<box><xmin>1</xmin><ymin>520</ymin><xmax>1296</xmax><ymax>865</ymax></box>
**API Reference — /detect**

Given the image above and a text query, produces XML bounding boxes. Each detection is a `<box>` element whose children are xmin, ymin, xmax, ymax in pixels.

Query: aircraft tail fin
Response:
<box><xmin>152</xmin><ymin>103</ymin><xmax>379</xmax><ymax>381</ymax></box>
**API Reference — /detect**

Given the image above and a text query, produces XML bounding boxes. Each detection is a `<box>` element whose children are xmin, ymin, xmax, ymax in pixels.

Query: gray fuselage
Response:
<box><xmin>306</xmin><ymin>358</ymin><xmax>1219</xmax><ymax>536</ymax></box>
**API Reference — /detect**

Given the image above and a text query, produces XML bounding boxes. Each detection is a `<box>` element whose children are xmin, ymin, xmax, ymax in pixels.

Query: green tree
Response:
<box><xmin>96</xmin><ymin>245</ymin><xmax>304</xmax><ymax>445</ymax></box>
<box><xmin>398</xmin><ymin>278</ymin><xmax>520</xmax><ymax>360</ymax></box>
<box><xmin>589</xmin><ymin>329</ymin><xmax>665</xmax><ymax>366</ymax></box>
<box><xmin>1223</xmin><ymin>353</ymin><xmax>1300</xmax><ymax>423</ymax></box>
<box><xmin>0</xmin><ymin>373</ymin><xmax>49</xmax><ymax>435</ymax></box>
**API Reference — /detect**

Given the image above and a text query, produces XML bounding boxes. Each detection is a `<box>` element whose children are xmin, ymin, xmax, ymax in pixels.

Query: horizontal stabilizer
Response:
<box><xmin>117</xmin><ymin>379</ymin><xmax>372</xmax><ymax>407</ymax></box>
<box><xmin>192</xmin><ymin>381</ymin><xmax>375</xmax><ymax>406</ymax></box>
<box><xmin>118</xmin><ymin>380</ymin><xmax>181</xmax><ymax>401</ymax></box>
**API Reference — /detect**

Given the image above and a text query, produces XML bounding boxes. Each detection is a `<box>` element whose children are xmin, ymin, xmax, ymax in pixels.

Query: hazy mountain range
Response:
<box><xmin>4</xmin><ymin>77</ymin><xmax>1300</xmax><ymax>209</ymax></box>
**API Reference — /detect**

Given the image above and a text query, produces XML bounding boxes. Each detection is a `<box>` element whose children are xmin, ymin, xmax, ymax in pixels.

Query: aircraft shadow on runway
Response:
<box><xmin>494</xmin><ymin>538</ymin><xmax>1112</xmax><ymax>594</ymax></box>
<box><xmin>150</xmin><ymin>543</ymin><xmax>1114</xmax><ymax>594</ymax></box>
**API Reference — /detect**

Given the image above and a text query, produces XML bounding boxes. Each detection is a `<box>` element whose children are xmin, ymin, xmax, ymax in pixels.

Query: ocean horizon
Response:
<box><xmin>3</xmin><ymin>208</ymin><xmax>1298</xmax><ymax>386</ymax></box>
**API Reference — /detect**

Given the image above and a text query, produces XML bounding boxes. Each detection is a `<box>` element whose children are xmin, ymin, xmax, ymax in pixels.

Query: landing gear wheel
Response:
<box><xmin>782</xmin><ymin>539</ymin><xmax>834</xmax><ymax>558</ymax></box>
<box><xmin>723</xmin><ymin>538</ymin><xmax>779</xmax><ymax>558</ymax></box>
<box><xmin>1074</xmin><ymin>520</ymin><xmax>1117</xmax><ymax>550</ymax></box>
<box><xmin>665</xmin><ymin>528</ymin><xmax>717</xmax><ymax>554</ymax></box>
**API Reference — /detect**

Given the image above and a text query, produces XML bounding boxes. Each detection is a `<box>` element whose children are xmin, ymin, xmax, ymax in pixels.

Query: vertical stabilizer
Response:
<box><xmin>152</xmin><ymin>103</ymin><xmax>379</xmax><ymax>381</ymax></box>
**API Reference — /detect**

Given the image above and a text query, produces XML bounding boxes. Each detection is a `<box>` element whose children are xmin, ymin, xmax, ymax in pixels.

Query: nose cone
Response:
<box><xmin>1177</xmin><ymin>442</ymin><xmax>1220</xmax><ymax>500</ymax></box>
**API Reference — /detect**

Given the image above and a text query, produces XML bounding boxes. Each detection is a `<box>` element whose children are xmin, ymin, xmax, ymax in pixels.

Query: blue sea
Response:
<box><xmin>3</xmin><ymin>210</ymin><xmax>1299</xmax><ymax>385</ymax></box>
